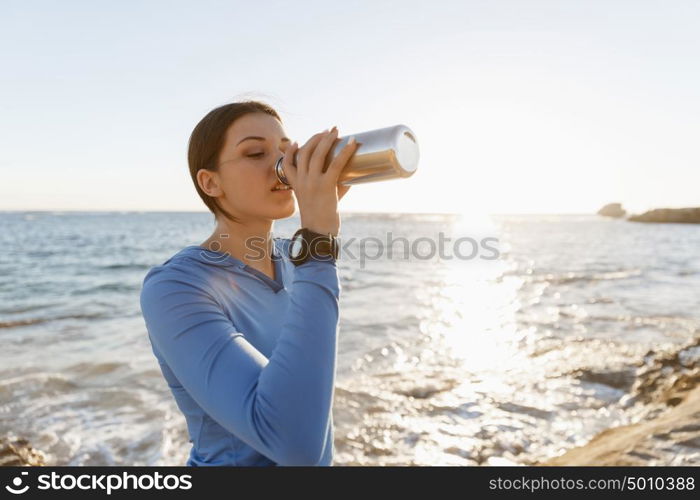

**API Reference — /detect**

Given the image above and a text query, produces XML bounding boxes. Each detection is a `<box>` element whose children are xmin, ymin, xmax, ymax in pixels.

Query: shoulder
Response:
<box><xmin>140</xmin><ymin>246</ymin><xmax>219</xmax><ymax>301</ymax></box>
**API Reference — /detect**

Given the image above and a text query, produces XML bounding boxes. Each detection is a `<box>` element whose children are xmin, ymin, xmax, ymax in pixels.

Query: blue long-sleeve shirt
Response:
<box><xmin>139</xmin><ymin>237</ymin><xmax>340</xmax><ymax>466</ymax></box>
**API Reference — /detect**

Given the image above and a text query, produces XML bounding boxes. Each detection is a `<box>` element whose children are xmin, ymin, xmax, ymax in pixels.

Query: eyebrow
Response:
<box><xmin>236</xmin><ymin>136</ymin><xmax>291</xmax><ymax>146</ymax></box>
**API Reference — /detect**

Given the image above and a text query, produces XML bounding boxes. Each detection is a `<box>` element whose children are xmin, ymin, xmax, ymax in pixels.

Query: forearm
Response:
<box><xmin>254</xmin><ymin>258</ymin><xmax>340</xmax><ymax>462</ymax></box>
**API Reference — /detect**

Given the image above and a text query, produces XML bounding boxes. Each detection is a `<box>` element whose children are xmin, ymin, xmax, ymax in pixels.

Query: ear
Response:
<box><xmin>197</xmin><ymin>169</ymin><xmax>223</xmax><ymax>197</ymax></box>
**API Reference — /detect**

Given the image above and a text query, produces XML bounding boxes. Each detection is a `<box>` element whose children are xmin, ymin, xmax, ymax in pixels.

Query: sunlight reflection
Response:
<box><xmin>419</xmin><ymin>214</ymin><xmax>529</xmax><ymax>373</ymax></box>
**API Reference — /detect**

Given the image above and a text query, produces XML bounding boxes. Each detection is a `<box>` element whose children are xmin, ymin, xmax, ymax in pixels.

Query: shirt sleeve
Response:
<box><xmin>139</xmin><ymin>257</ymin><xmax>339</xmax><ymax>466</ymax></box>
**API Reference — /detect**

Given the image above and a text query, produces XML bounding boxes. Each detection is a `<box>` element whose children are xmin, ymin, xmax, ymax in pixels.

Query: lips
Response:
<box><xmin>270</xmin><ymin>184</ymin><xmax>292</xmax><ymax>192</ymax></box>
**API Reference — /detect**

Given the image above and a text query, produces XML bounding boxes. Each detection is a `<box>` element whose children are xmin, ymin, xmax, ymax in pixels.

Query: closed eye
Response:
<box><xmin>247</xmin><ymin>153</ymin><xmax>265</xmax><ymax>158</ymax></box>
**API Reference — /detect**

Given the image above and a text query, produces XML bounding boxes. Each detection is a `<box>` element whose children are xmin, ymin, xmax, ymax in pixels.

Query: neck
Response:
<box><xmin>201</xmin><ymin>216</ymin><xmax>275</xmax><ymax>268</ymax></box>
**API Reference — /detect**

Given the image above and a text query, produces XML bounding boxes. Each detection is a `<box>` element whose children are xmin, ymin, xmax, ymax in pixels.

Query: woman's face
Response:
<box><xmin>201</xmin><ymin>112</ymin><xmax>295</xmax><ymax>222</ymax></box>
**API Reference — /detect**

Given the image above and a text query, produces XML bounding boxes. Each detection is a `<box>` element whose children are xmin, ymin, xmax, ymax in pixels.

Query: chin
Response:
<box><xmin>269</xmin><ymin>201</ymin><xmax>296</xmax><ymax>220</ymax></box>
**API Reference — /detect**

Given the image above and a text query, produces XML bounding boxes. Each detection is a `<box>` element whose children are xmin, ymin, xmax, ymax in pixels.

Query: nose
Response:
<box><xmin>279</xmin><ymin>141</ymin><xmax>293</xmax><ymax>154</ymax></box>
<box><xmin>274</xmin><ymin>141</ymin><xmax>294</xmax><ymax>170</ymax></box>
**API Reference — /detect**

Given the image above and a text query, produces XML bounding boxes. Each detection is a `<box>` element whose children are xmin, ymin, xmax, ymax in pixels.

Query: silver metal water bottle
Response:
<box><xmin>275</xmin><ymin>124</ymin><xmax>419</xmax><ymax>186</ymax></box>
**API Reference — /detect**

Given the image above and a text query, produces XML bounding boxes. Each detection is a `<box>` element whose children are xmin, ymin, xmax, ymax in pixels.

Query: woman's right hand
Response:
<box><xmin>280</xmin><ymin>126</ymin><xmax>360</xmax><ymax>236</ymax></box>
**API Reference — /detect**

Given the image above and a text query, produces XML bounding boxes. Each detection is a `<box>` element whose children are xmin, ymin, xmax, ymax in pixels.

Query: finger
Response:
<box><xmin>296</xmin><ymin>131</ymin><xmax>327</xmax><ymax>176</ymax></box>
<box><xmin>326</xmin><ymin>137</ymin><xmax>361</xmax><ymax>181</ymax></box>
<box><xmin>321</xmin><ymin>136</ymin><xmax>343</xmax><ymax>174</ymax></box>
<box><xmin>281</xmin><ymin>141</ymin><xmax>299</xmax><ymax>186</ymax></box>
<box><xmin>308</xmin><ymin>127</ymin><xmax>339</xmax><ymax>177</ymax></box>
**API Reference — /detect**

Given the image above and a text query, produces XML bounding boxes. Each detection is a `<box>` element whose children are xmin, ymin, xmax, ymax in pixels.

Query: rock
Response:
<box><xmin>626</xmin><ymin>337</ymin><xmax>700</xmax><ymax>407</ymax></box>
<box><xmin>679</xmin><ymin>346</ymin><xmax>700</xmax><ymax>368</ymax></box>
<box><xmin>573</xmin><ymin>367</ymin><xmax>637</xmax><ymax>390</ymax></box>
<box><xmin>628</xmin><ymin>207</ymin><xmax>700</xmax><ymax>224</ymax></box>
<box><xmin>538</xmin><ymin>385</ymin><xmax>700</xmax><ymax>466</ymax></box>
<box><xmin>597</xmin><ymin>203</ymin><xmax>626</xmax><ymax>218</ymax></box>
<box><xmin>0</xmin><ymin>436</ymin><xmax>46</xmax><ymax>466</ymax></box>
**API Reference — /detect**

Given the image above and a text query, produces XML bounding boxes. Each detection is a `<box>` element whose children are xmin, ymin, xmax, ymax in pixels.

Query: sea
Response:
<box><xmin>1</xmin><ymin>211</ymin><xmax>698</xmax><ymax>465</ymax></box>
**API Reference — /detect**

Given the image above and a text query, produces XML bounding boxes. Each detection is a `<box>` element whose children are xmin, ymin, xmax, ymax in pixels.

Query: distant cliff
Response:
<box><xmin>628</xmin><ymin>207</ymin><xmax>700</xmax><ymax>224</ymax></box>
<box><xmin>597</xmin><ymin>204</ymin><xmax>700</xmax><ymax>224</ymax></box>
<box><xmin>597</xmin><ymin>203</ymin><xmax>626</xmax><ymax>218</ymax></box>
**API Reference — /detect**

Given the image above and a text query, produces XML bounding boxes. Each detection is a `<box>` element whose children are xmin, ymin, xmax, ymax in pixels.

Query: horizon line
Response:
<box><xmin>0</xmin><ymin>208</ymin><xmax>608</xmax><ymax>217</ymax></box>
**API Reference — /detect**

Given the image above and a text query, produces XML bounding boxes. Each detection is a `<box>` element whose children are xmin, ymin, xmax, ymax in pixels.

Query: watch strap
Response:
<box><xmin>289</xmin><ymin>228</ymin><xmax>339</xmax><ymax>266</ymax></box>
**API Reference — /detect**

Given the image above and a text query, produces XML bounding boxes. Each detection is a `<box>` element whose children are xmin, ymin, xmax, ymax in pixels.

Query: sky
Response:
<box><xmin>1</xmin><ymin>0</ymin><xmax>698</xmax><ymax>215</ymax></box>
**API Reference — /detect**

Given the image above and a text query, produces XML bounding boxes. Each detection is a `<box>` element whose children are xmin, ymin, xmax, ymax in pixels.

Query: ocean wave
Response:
<box><xmin>530</xmin><ymin>269</ymin><xmax>644</xmax><ymax>285</ymax></box>
<box><xmin>0</xmin><ymin>303</ymin><xmax>57</xmax><ymax>315</ymax></box>
<box><xmin>497</xmin><ymin>268</ymin><xmax>644</xmax><ymax>286</ymax></box>
<box><xmin>0</xmin><ymin>318</ymin><xmax>48</xmax><ymax>329</ymax></box>
<box><xmin>0</xmin><ymin>313</ymin><xmax>104</xmax><ymax>329</ymax></box>
<box><xmin>65</xmin><ymin>361</ymin><xmax>127</xmax><ymax>377</ymax></box>
<box><xmin>0</xmin><ymin>372</ymin><xmax>78</xmax><ymax>394</ymax></box>
<box><xmin>100</xmin><ymin>263</ymin><xmax>150</xmax><ymax>271</ymax></box>
<box><xmin>71</xmin><ymin>283</ymin><xmax>141</xmax><ymax>295</ymax></box>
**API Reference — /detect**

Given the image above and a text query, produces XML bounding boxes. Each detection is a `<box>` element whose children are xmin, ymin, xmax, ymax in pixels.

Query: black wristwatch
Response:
<box><xmin>288</xmin><ymin>228</ymin><xmax>339</xmax><ymax>266</ymax></box>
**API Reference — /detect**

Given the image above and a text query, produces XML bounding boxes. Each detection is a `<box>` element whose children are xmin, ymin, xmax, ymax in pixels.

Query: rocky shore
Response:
<box><xmin>0</xmin><ymin>436</ymin><xmax>46</xmax><ymax>466</ymax></box>
<box><xmin>539</xmin><ymin>336</ymin><xmax>700</xmax><ymax>465</ymax></box>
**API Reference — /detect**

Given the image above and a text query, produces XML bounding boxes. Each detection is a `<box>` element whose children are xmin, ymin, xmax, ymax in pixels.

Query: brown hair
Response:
<box><xmin>187</xmin><ymin>100</ymin><xmax>282</xmax><ymax>222</ymax></box>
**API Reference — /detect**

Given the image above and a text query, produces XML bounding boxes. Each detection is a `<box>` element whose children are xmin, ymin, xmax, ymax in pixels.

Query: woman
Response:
<box><xmin>139</xmin><ymin>100</ymin><xmax>358</xmax><ymax>466</ymax></box>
